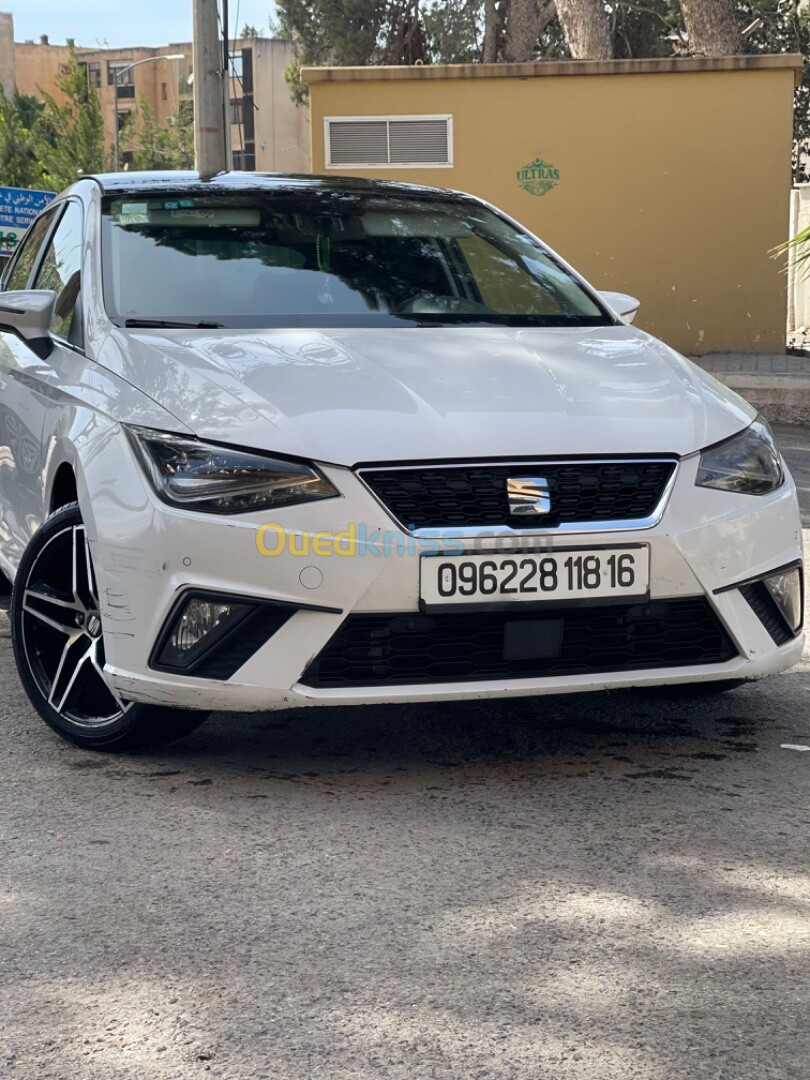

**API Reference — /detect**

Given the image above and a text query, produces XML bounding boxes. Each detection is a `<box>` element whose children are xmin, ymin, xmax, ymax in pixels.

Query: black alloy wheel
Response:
<box><xmin>11</xmin><ymin>503</ymin><xmax>208</xmax><ymax>750</ymax></box>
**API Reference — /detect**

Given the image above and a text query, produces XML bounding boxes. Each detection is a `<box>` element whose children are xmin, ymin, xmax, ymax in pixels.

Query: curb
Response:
<box><xmin>691</xmin><ymin>365</ymin><xmax>810</xmax><ymax>427</ymax></box>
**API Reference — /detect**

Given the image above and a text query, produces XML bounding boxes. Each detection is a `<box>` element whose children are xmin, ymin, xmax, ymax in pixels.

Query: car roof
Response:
<box><xmin>86</xmin><ymin>170</ymin><xmax>467</xmax><ymax>202</ymax></box>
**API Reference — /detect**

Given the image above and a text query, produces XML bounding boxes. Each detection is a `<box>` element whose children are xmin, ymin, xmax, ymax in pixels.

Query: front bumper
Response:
<box><xmin>84</xmin><ymin>436</ymin><xmax>806</xmax><ymax>711</ymax></box>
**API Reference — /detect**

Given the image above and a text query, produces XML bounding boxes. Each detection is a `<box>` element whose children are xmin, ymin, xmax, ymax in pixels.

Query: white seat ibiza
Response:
<box><xmin>0</xmin><ymin>172</ymin><xmax>803</xmax><ymax>750</ymax></box>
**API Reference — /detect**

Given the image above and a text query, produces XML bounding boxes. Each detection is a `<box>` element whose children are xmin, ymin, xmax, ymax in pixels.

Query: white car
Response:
<box><xmin>0</xmin><ymin>172</ymin><xmax>803</xmax><ymax>750</ymax></box>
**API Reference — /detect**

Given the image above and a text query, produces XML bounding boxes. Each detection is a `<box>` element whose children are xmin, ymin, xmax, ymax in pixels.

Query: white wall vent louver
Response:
<box><xmin>325</xmin><ymin>115</ymin><xmax>453</xmax><ymax>169</ymax></box>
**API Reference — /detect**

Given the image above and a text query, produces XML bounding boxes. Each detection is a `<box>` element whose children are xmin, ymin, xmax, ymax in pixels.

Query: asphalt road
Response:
<box><xmin>1</xmin><ymin>427</ymin><xmax>809</xmax><ymax>1080</ymax></box>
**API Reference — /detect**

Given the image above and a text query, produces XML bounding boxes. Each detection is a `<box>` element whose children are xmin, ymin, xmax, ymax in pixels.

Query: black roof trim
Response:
<box><xmin>87</xmin><ymin>170</ymin><xmax>467</xmax><ymax>201</ymax></box>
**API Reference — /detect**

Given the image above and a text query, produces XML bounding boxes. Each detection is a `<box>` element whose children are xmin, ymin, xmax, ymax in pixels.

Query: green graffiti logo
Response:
<box><xmin>517</xmin><ymin>157</ymin><xmax>560</xmax><ymax>196</ymax></box>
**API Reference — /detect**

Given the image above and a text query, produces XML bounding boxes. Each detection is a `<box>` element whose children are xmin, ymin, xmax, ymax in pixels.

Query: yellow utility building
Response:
<box><xmin>304</xmin><ymin>56</ymin><xmax>802</xmax><ymax>355</ymax></box>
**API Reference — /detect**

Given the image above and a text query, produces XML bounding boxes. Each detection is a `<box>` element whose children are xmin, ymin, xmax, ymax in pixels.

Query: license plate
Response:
<box><xmin>420</xmin><ymin>546</ymin><xmax>649</xmax><ymax>609</ymax></box>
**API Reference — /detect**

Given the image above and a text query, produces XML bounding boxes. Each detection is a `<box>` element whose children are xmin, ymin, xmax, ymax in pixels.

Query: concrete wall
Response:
<box><xmin>0</xmin><ymin>11</ymin><xmax>14</xmax><ymax>94</ymax></box>
<box><xmin>229</xmin><ymin>38</ymin><xmax>310</xmax><ymax>173</ymax></box>
<box><xmin>304</xmin><ymin>56</ymin><xmax>801</xmax><ymax>356</ymax></box>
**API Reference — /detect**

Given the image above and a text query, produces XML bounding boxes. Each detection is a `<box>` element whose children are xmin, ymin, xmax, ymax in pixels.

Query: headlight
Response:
<box><xmin>126</xmin><ymin>426</ymin><xmax>339</xmax><ymax>513</ymax></box>
<box><xmin>696</xmin><ymin>417</ymin><xmax>784</xmax><ymax>495</ymax></box>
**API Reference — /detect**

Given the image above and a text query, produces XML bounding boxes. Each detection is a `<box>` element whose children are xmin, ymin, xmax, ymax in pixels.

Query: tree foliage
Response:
<box><xmin>277</xmin><ymin>0</ymin><xmax>806</xmax><ymax>67</ymax></box>
<box><xmin>0</xmin><ymin>88</ymin><xmax>43</xmax><ymax>188</ymax></box>
<box><xmin>33</xmin><ymin>53</ymin><xmax>106</xmax><ymax>191</ymax></box>
<box><xmin>121</xmin><ymin>98</ymin><xmax>195</xmax><ymax>171</ymax></box>
<box><xmin>423</xmin><ymin>0</ymin><xmax>483</xmax><ymax>63</ymax></box>
<box><xmin>1</xmin><ymin>51</ymin><xmax>196</xmax><ymax>192</ymax></box>
<box><xmin>279</xmin><ymin>0</ymin><xmax>431</xmax><ymax>101</ymax></box>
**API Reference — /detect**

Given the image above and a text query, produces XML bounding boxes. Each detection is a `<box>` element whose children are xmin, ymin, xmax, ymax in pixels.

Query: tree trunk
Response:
<box><xmin>555</xmin><ymin>0</ymin><xmax>613</xmax><ymax>59</ymax></box>
<box><xmin>679</xmin><ymin>0</ymin><xmax>742</xmax><ymax>56</ymax></box>
<box><xmin>503</xmin><ymin>0</ymin><xmax>556</xmax><ymax>62</ymax></box>
<box><xmin>483</xmin><ymin>0</ymin><xmax>499</xmax><ymax>61</ymax></box>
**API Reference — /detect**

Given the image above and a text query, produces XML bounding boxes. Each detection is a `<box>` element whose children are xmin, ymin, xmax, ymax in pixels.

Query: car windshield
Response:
<box><xmin>101</xmin><ymin>189</ymin><xmax>612</xmax><ymax>329</ymax></box>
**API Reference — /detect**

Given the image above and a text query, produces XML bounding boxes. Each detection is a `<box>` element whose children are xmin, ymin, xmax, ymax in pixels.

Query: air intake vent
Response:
<box><xmin>301</xmin><ymin>599</ymin><xmax>738</xmax><ymax>688</ymax></box>
<box><xmin>325</xmin><ymin>116</ymin><xmax>452</xmax><ymax>168</ymax></box>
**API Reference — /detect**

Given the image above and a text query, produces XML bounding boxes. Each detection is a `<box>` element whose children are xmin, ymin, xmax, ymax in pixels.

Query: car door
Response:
<box><xmin>0</xmin><ymin>200</ymin><xmax>87</xmax><ymax>576</ymax></box>
<box><xmin>0</xmin><ymin>203</ymin><xmax>64</xmax><ymax>575</ymax></box>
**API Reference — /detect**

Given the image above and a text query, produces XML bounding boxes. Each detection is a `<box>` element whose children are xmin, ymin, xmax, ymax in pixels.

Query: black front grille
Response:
<box><xmin>300</xmin><ymin>598</ymin><xmax>737</xmax><ymax>687</ymax></box>
<box><xmin>358</xmin><ymin>460</ymin><xmax>677</xmax><ymax>530</ymax></box>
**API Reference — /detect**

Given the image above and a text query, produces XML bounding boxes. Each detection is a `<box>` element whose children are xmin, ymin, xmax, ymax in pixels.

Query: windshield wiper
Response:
<box><xmin>123</xmin><ymin>318</ymin><xmax>224</xmax><ymax>329</ymax></box>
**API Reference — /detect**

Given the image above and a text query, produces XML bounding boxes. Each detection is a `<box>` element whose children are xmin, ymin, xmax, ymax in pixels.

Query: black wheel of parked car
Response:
<box><xmin>11</xmin><ymin>503</ymin><xmax>208</xmax><ymax>751</ymax></box>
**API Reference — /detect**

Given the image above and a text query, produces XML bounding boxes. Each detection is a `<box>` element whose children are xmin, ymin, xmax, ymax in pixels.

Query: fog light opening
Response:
<box><xmin>158</xmin><ymin>597</ymin><xmax>253</xmax><ymax>670</ymax></box>
<box><xmin>763</xmin><ymin>567</ymin><xmax>803</xmax><ymax>634</ymax></box>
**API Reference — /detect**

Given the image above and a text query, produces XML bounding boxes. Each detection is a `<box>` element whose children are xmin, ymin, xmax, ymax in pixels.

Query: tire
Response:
<box><xmin>640</xmin><ymin>679</ymin><xmax>748</xmax><ymax>700</ymax></box>
<box><xmin>11</xmin><ymin>503</ymin><xmax>208</xmax><ymax>751</ymax></box>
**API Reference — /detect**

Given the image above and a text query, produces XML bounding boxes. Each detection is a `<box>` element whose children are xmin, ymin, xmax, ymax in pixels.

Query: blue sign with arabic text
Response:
<box><xmin>0</xmin><ymin>186</ymin><xmax>57</xmax><ymax>254</ymax></box>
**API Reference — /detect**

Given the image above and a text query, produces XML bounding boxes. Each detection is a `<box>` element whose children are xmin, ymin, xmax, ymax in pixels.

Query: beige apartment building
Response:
<box><xmin>5</xmin><ymin>14</ymin><xmax>309</xmax><ymax>173</ymax></box>
<box><xmin>0</xmin><ymin>11</ymin><xmax>13</xmax><ymax>92</ymax></box>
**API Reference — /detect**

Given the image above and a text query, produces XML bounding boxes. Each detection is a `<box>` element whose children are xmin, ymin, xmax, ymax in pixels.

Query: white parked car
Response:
<box><xmin>0</xmin><ymin>172</ymin><xmax>803</xmax><ymax>750</ymax></box>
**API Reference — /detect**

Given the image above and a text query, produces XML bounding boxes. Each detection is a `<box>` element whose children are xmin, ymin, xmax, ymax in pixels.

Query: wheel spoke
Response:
<box><xmin>23</xmin><ymin>597</ymin><xmax>78</xmax><ymax>635</ymax></box>
<box><xmin>24</xmin><ymin>586</ymin><xmax>83</xmax><ymax>612</ymax></box>
<box><xmin>70</xmin><ymin>524</ymin><xmax>96</xmax><ymax>609</ymax></box>
<box><xmin>89</xmin><ymin>643</ymin><xmax>129</xmax><ymax>713</ymax></box>
<box><xmin>85</xmin><ymin>536</ymin><xmax>98</xmax><ymax>603</ymax></box>
<box><xmin>71</xmin><ymin>524</ymin><xmax>80</xmax><ymax>601</ymax></box>
<box><xmin>49</xmin><ymin>639</ymin><xmax>93</xmax><ymax>715</ymax></box>
<box><xmin>47</xmin><ymin>634</ymin><xmax>84</xmax><ymax>708</ymax></box>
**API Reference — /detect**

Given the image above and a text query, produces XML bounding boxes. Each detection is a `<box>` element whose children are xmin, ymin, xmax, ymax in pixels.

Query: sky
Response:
<box><xmin>10</xmin><ymin>1</ymin><xmax>277</xmax><ymax>49</ymax></box>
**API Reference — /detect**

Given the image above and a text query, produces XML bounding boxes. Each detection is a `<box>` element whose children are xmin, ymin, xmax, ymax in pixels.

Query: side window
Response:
<box><xmin>32</xmin><ymin>202</ymin><xmax>84</xmax><ymax>344</ymax></box>
<box><xmin>5</xmin><ymin>207</ymin><xmax>60</xmax><ymax>292</ymax></box>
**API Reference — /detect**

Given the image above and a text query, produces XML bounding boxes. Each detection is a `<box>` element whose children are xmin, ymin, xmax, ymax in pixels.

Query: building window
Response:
<box><xmin>232</xmin><ymin>147</ymin><xmax>255</xmax><ymax>171</ymax></box>
<box><xmin>240</xmin><ymin>48</ymin><xmax>253</xmax><ymax>93</ymax></box>
<box><xmin>228</xmin><ymin>51</ymin><xmax>243</xmax><ymax>79</ymax></box>
<box><xmin>242</xmin><ymin>94</ymin><xmax>255</xmax><ymax>140</ymax></box>
<box><xmin>324</xmin><ymin>115</ymin><xmax>453</xmax><ymax>169</ymax></box>
<box><xmin>229</xmin><ymin>97</ymin><xmax>243</xmax><ymax>126</ymax></box>
<box><xmin>108</xmin><ymin>60</ymin><xmax>134</xmax><ymax>87</ymax></box>
<box><xmin>117</xmin><ymin>110</ymin><xmax>132</xmax><ymax>132</ymax></box>
<box><xmin>161</xmin><ymin>81</ymin><xmax>168</xmax><ymax>101</ymax></box>
<box><xmin>59</xmin><ymin>64</ymin><xmax>70</xmax><ymax>76</ymax></box>
<box><xmin>80</xmin><ymin>61</ymin><xmax>101</xmax><ymax>88</ymax></box>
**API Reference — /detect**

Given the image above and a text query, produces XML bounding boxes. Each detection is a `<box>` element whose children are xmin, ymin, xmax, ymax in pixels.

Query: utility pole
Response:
<box><xmin>192</xmin><ymin>0</ymin><xmax>228</xmax><ymax>178</ymax></box>
<box><xmin>222</xmin><ymin>0</ymin><xmax>233</xmax><ymax>169</ymax></box>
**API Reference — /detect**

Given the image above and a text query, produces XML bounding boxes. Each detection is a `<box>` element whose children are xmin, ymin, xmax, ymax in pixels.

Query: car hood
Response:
<box><xmin>102</xmin><ymin>324</ymin><xmax>755</xmax><ymax>465</ymax></box>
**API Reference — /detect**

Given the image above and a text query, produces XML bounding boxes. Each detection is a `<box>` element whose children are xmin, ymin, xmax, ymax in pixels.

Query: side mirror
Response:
<box><xmin>0</xmin><ymin>290</ymin><xmax>56</xmax><ymax>358</ymax></box>
<box><xmin>600</xmin><ymin>290</ymin><xmax>641</xmax><ymax>325</ymax></box>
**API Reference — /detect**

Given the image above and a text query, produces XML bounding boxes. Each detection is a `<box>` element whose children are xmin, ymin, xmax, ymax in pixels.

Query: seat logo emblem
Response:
<box><xmin>507</xmin><ymin>476</ymin><xmax>552</xmax><ymax>516</ymax></box>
